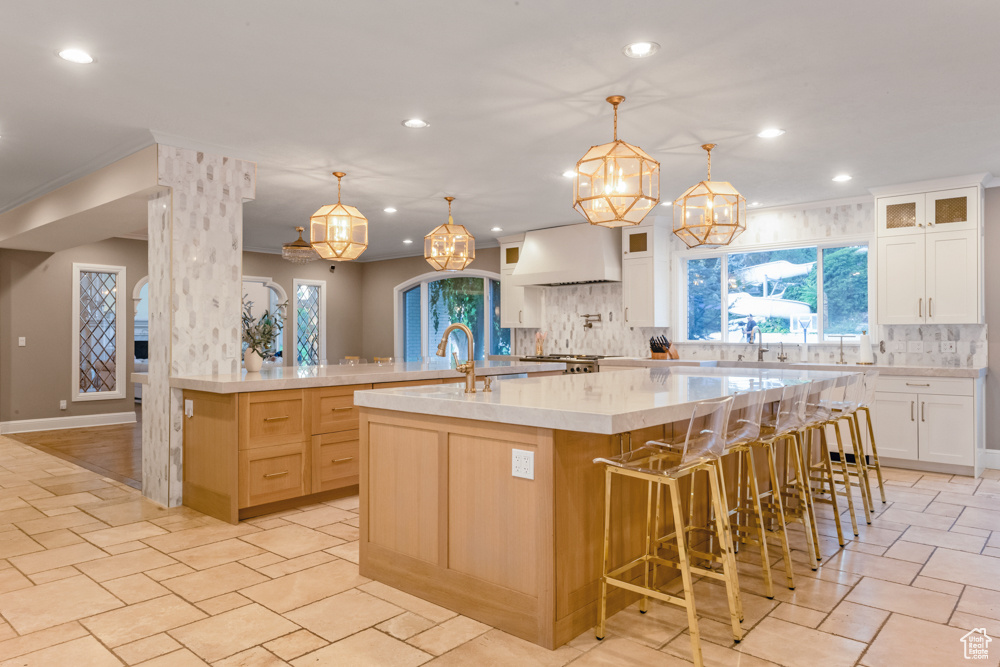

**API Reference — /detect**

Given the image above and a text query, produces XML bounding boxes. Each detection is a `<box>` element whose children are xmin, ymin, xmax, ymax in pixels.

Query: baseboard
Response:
<box><xmin>983</xmin><ymin>449</ymin><xmax>1000</xmax><ymax>471</ymax></box>
<box><xmin>0</xmin><ymin>411</ymin><xmax>137</xmax><ymax>435</ymax></box>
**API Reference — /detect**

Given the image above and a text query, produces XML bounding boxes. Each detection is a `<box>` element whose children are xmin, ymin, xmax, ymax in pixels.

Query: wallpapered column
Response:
<box><xmin>143</xmin><ymin>146</ymin><xmax>256</xmax><ymax>506</ymax></box>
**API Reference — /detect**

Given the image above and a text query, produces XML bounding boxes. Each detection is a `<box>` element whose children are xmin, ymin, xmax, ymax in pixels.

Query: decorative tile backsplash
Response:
<box><xmin>513</xmin><ymin>283</ymin><xmax>670</xmax><ymax>357</ymax></box>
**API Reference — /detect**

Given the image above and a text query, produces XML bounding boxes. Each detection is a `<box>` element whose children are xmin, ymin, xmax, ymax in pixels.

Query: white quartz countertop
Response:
<box><xmin>598</xmin><ymin>358</ymin><xmax>987</xmax><ymax>378</ymax></box>
<box><xmin>150</xmin><ymin>360</ymin><xmax>566</xmax><ymax>393</ymax></box>
<box><xmin>354</xmin><ymin>366</ymin><xmax>854</xmax><ymax>434</ymax></box>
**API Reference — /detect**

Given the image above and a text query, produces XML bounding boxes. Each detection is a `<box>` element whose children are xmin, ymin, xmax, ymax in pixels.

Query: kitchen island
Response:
<box><xmin>171</xmin><ymin>359</ymin><xmax>564</xmax><ymax>523</ymax></box>
<box><xmin>353</xmin><ymin>366</ymin><xmax>849</xmax><ymax>649</ymax></box>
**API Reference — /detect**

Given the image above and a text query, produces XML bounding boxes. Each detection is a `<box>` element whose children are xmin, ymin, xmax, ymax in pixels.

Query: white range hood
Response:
<box><xmin>510</xmin><ymin>223</ymin><xmax>622</xmax><ymax>286</ymax></box>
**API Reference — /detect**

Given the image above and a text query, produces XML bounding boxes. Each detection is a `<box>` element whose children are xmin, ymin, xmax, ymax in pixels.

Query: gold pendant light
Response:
<box><xmin>282</xmin><ymin>226</ymin><xmax>319</xmax><ymax>263</ymax></box>
<box><xmin>310</xmin><ymin>171</ymin><xmax>368</xmax><ymax>261</ymax></box>
<box><xmin>573</xmin><ymin>95</ymin><xmax>660</xmax><ymax>228</ymax></box>
<box><xmin>425</xmin><ymin>196</ymin><xmax>475</xmax><ymax>271</ymax></box>
<box><xmin>673</xmin><ymin>144</ymin><xmax>747</xmax><ymax>248</ymax></box>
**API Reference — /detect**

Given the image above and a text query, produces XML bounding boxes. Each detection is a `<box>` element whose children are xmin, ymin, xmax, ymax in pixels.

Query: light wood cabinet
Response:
<box><xmin>499</xmin><ymin>239</ymin><xmax>542</xmax><ymax>329</ymax></box>
<box><xmin>875</xmin><ymin>181</ymin><xmax>983</xmax><ymax>325</ymax></box>
<box><xmin>312</xmin><ymin>430</ymin><xmax>360</xmax><ymax>493</ymax></box>
<box><xmin>621</xmin><ymin>218</ymin><xmax>669</xmax><ymax>327</ymax></box>
<box><xmin>311</xmin><ymin>384</ymin><xmax>371</xmax><ymax>434</ymax></box>
<box><xmin>239</xmin><ymin>390</ymin><xmax>307</xmax><ymax>449</ymax></box>
<box><xmin>239</xmin><ymin>441</ymin><xmax>309</xmax><ymax>508</ymax></box>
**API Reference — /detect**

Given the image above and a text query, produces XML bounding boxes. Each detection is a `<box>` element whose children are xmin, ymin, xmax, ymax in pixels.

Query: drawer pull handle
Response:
<box><xmin>263</xmin><ymin>471</ymin><xmax>289</xmax><ymax>479</ymax></box>
<box><xmin>263</xmin><ymin>416</ymin><xmax>289</xmax><ymax>422</ymax></box>
<box><xmin>332</xmin><ymin>457</ymin><xmax>354</xmax><ymax>463</ymax></box>
<box><xmin>921</xmin><ymin>402</ymin><xmax>925</xmax><ymax>422</ymax></box>
<box><xmin>331</xmin><ymin>407</ymin><xmax>353</xmax><ymax>413</ymax></box>
<box><xmin>910</xmin><ymin>401</ymin><xmax>915</xmax><ymax>421</ymax></box>
<box><xmin>905</xmin><ymin>382</ymin><xmax>930</xmax><ymax>387</ymax></box>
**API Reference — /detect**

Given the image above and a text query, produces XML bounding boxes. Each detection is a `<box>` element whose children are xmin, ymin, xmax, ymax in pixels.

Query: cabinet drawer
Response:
<box><xmin>239</xmin><ymin>390</ymin><xmax>307</xmax><ymax>449</ymax></box>
<box><xmin>310</xmin><ymin>384</ymin><xmax>371</xmax><ymax>435</ymax></box>
<box><xmin>239</xmin><ymin>442</ymin><xmax>309</xmax><ymax>508</ymax></box>
<box><xmin>312</xmin><ymin>431</ymin><xmax>360</xmax><ymax>493</ymax></box>
<box><xmin>373</xmin><ymin>379</ymin><xmax>443</xmax><ymax>389</ymax></box>
<box><xmin>877</xmin><ymin>376</ymin><xmax>973</xmax><ymax>396</ymax></box>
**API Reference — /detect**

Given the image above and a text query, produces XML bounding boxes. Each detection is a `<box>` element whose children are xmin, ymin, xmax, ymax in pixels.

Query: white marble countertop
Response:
<box><xmin>141</xmin><ymin>360</ymin><xmax>566</xmax><ymax>393</ymax></box>
<box><xmin>354</xmin><ymin>366</ymin><xmax>854</xmax><ymax>434</ymax></box>
<box><xmin>598</xmin><ymin>358</ymin><xmax>987</xmax><ymax>378</ymax></box>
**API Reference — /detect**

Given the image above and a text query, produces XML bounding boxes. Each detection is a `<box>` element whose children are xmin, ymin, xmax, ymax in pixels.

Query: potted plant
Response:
<box><xmin>242</xmin><ymin>300</ymin><xmax>286</xmax><ymax>372</ymax></box>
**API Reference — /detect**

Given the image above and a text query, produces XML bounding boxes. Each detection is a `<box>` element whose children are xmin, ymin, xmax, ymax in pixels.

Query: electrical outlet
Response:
<box><xmin>184</xmin><ymin>399</ymin><xmax>194</xmax><ymax>418</ymax></box>
<box><xmin>891</xmin><ymin>341</ymin><xmax>906</xmax><ymax>354</ymax></box>
<box><xmin>512</xmin><ymin>449</ymin><xmax>534</xmax><ymax>480</ymax></box>
<box><xmin>907</xmin><ymin>341</ymin><xmax>924</xmax><ymax>354</ymax></box>
<box><xmin>59</xmin><ymin>400</ymin><xmax>67</xmax><ymax>410</ymax></box>
<box><xmin>18</xmin><ymin>337</ymin><xmax>25</xmax><ymax>347</ymax></box>
<box><xmin>941</xmin><ymin>341</ymin><xmax>956</xmax><ymax>353</ymax></box>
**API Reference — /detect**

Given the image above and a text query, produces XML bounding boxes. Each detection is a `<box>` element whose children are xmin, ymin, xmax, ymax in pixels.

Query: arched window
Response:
<box><xmin>395</xmin><ymin>270</ymin><xmax>510</xmax><ymax>362</ymax></box>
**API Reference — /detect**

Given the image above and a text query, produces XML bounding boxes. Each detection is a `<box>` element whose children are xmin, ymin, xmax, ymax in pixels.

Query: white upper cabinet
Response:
<box><xmin>874</xmin><ymin>178</ymin><xmax>984</xmax><ymax>325</ymax></box>
<box><xmin>499</xmin><ymin>239</ymin><xmax>541</xmax><ymax>329</ymax></box>
<box><xmin>621</xmin><ymin>218</ymin><xmax>670</xmax><ymax>328</ymax></box>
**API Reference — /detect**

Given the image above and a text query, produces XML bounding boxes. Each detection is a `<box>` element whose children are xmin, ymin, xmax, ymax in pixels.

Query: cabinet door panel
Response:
<box><xmin>877</xmin><ymin>236</ymin><xmax>925</xmax><ymax>324</ymax></box>
<box><xmin>878</xmin><ymin>194</ymin><xmax>925</xmax><ymax>236</ymax></box>
<box><xmin>918</xmin><ymin>394</ymin><xmax>974</xmax><ymax>466</ymax></box>
<box><xmin>239</xmin><ymin>441</ymin><xmax>309</xmax><ymax>508</ymax></box>
<box><xmin>500</xmin><ymin>274</ymin><xmax>525</xmax><ymax>329</ymax></box>
<box><xmin>623</xmin><ymin>227</ymin><xmax>653</xmax><ymax>259</ymax></box>
<box><xmin>926</xmin><ymin>187</ymin><xmax>978</xmax><ymax>233</ymax></box>
<box><xmin>622</xmin><ymin>258</ymin><xmax>653</xmax><ymax>327</ymax></box>
<box><xmin>871</xmin><ymin>392</ymin><xmax>918</xmax><ymax>461</ymax></box>
<box><xmin>925</xmin><ymin>230</ymin><xmax>978</xmax><ymax>324</ymax></box>
<box><xmin>312</xmin><ymin>431</ymin><xmax>360</xmax><ymax>493</ymax></box>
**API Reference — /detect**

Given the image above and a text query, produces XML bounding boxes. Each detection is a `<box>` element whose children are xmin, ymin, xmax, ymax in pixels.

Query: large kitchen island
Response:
<box><xmin>353</xmin><ymin>366</ymin><xmax>849</xmax><ymax>649</ymax></box>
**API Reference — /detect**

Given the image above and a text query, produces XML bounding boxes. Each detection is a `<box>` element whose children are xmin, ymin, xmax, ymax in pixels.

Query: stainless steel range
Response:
<box><xmin>519</xmin><ymin>354</ymin><xmax>610</xmax><ymax>374</ymax></box>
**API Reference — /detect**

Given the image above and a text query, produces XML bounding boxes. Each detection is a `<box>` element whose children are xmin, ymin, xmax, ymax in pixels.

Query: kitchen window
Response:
<box><xmin>292</xmin><ymin>279</ymin><xmax>326</xmax><ymax>365</ymax></box>
<box><xmin>395</xmin><ymin>271</ymin><xmax>510</xmax><ymax>362</ymax></box>
<box><xmin>73</xmin><ymin>263</ymin><xmax>126</xmax><ymax>401</ymax></box>
<box><xmin>683</xmin><ymin>243</ymin><xmax>868</xmax><ymax>343</ymax></box>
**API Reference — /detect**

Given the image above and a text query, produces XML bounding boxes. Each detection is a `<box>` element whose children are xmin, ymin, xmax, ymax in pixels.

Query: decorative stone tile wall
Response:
<box><xmin>143</xmin><ymin>146</ymin><xmax>255</xmax><ymax>507</ymax></box>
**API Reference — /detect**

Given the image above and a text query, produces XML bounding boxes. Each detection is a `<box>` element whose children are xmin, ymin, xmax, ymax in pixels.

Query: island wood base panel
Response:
<box><xmin>358</xmin><ymin>407</ymin><xmax>711</xmax><ymax>650</ymax></box>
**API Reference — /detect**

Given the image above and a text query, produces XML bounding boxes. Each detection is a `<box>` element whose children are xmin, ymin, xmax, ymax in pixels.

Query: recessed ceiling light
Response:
<box><xmin>562</xmin><ymin>170</ymin><xmax>577</xmax><ymax>178</ymax></box>
<box><xmin>58</xmin><ymin>48</ymin><xmax>94</xmax><ymax>64</ymax></box>
<box><xmin>757</xmin><ymin>128</ymin><xmax>785</xmax><ymax>138</ymax></box>
<box><xmin>749</xmin><ymin>201</ymin><xmax>762</xmax><ymax>207</ymax></box>
<box><xmin>832</xmin><ymin>174</ymin><xmax>852</xmax><ymax>182</ymax></box>
<box><xmin>491</xmin><ymin>226</ymin><xmax>503</xmax><ymax>232</ymax></box>
<box><xmin>383</xmin><ymin>207</ymin><xmax>397</xmax><ymax>213</ymax></box>
<box><xmin>622</xmin><ymin>41</ymin><xmax>660</xmax><ymax>59</ymax></box>
<box><xmin>660</xmin><ymin>201</ymin><xmax>671</xmax><ymax>207</ymax></box>
<box><xmin>403</xmin><ymin>239</ymin><xmax>413</xmax><ymax>244</ymax></box>
<box><xmin>402</xmin><ymin>119</ymin><xmax>428</xmax><ymax>129</ymax></box>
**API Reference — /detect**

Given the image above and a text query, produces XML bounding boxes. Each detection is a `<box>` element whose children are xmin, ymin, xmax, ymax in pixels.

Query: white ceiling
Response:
<box><xmin>2</xmin><ymin>1</ymin><xmax>999</xmax><ymax>260</ymax></box>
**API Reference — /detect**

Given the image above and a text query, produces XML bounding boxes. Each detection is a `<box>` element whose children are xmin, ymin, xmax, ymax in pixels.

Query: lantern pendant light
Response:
<box><xmin>310</xmin><ymin>171</ymin><xmax>368</xmax><ymax>261</ymax></box>
<box><xmin>425</xmin><ymin>196</ymin><xmax>475</xmax><ymax>271</ymax></box>
<box><xmin>573</xmin><ymin>95</ymin><xmax>660</xmax><ymax>228</ymax></box>
<box><xmin>672</xmin><ymin>144</ymin><xmax>747</xmax><ymax>248</ymax></box>
<box><xmin>281</xmin><ymin>226</ymin><xmax>319</xmax><ymax>263</ymax></box>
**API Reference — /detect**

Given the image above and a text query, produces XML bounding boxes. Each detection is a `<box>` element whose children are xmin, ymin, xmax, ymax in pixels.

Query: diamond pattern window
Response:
<box><xmin>293</xmin><ymin>280</ymin><xmax>325</xmax><ymax>365</ymax></box>
<box><xmin>73</xmin><ymin>264</ymin><xmax>126</xmax><ymax>401</ymax></box>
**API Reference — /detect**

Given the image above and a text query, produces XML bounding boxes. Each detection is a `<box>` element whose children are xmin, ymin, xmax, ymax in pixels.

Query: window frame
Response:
<box><xmin>72</xmin><ymin>263</ymin><xmax>127</xmax><ymax>402</ymax></box>
<box><xmin>393</xmin><ymin>270</ymin><xmax>506</xmax><ymax>361</ymax></box>
<box><xmin>292</xmin><ymin>278</ymin><xmax>327</xmax><ymax>365</ymax></box>
<box><xmin>675</xmin><ymin>236</ymin><xmax>873</xmax><ymax>343</ymax></box>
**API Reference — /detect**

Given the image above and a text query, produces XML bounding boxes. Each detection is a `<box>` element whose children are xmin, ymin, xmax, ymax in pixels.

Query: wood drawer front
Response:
<box><xmin>373</xmin><ymin>379</ymin><xmax>443</xmax><ymax>389</ymax></box>
<box><xmin>312</xmin><ymin>431</ymin><xmax>360</xmax><ymax>493</ymax></box>
<box><xmin>877</xmin><ymin>376</ymin><xmax>973</xmax><ymax>396</ymax></box>
<box><xmin>240</xmin><ymin>390</ymin><xmax>307</xmax><ymax>449</ymax></box>
<box><xmin>310</xmin><ymin>384</ymin><xmax>371</xmax><ymax>435</ymax></box>
<box><xmin>239</xmin><ymin>442</ymin><xmax>309</xmax><ymax>508</ymax></box>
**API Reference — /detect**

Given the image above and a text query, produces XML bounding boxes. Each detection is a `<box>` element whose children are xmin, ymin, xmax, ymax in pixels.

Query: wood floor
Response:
<box><xmin>8</xmin><ymin>404</ymin><xmax>142</xmax><ymax>488</ymax></box>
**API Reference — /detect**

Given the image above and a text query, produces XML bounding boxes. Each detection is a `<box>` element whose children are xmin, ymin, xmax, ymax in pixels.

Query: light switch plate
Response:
<box><xmin>907</xmin><ymin>341</ymin><xmax>924</xmax><ymax>353</ymax></box>
<box><xmin>512</xmin><ymin>449</ymin><xmax>534</xmax><ymax>480</ymax></box>
<box><xmin>941</xmin><ymin>341</ymin><xmax>956</xmax><ymax>353</ymax></box>
<box><xmin>17</xmin><ymin>337</ymin><xmax>25</xmax><ymax>347</ymax></box>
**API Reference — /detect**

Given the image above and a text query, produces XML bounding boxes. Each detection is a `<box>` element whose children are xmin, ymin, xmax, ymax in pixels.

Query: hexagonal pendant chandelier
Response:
<box><xmin>673</xmin><ymin>144</ymin><xmax>747</xmax><ymax>248</ymax></box>
<box><xmin>425</xmin><ymin>196</ymin><xmax>475</xmax><ymax>271</ymax></box>
<box><xmin>310</xmin><ymin>171</ymin><xmax>368</xmax><ymax>261</ymax></box>
<box><xmin>573</xmin><ymin>95</ymin><xmax>660</xmax><ymax>228</ymax></box>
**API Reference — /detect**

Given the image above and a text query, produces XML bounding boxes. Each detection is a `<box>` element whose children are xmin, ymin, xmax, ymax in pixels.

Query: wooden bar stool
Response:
<box><xmin>857</xmin><ymin>370</ymin><xmax>887</xmax><ymax>504</ymax></box>
<box><xmin>759</xmin><ymin>383</ymin><xmax>820</xmax><ymax>570</ymax></box>
<box><xmin>724</xmin><ymin>386</ymin><xmax>796</xmax><ymax>598</ymax></box>
<box><xmin>594</xmin><ymin>396</ymin><xmax>741</xmax><ymax>667</ymax></box>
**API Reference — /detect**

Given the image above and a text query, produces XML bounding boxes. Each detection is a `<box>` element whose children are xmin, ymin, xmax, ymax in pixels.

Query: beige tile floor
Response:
<box><xmin>2</xmin><ymin>434</ymin><xmax>1000</xmax><ymax>666</ymax></box>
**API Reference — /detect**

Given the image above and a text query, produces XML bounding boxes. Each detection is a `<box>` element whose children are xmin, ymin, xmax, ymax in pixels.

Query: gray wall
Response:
<box><xmin>360</xmin><ymin>247</ymin><xmax>501</xmax><ymax>360</ymax></box>
<box><xmin>985</xmin><ymin>188</ymin><xmax>999</xmax><ymax>449</ymax></box>
<box><xmin>242</xmin><ymin>251</ymin><xmax>364</xmax><ymax>364</ymax></box>
<box><xmin>0</xmin><ymin>238</ymin><xmax>148</xmax><ymax>422</ymax></box>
